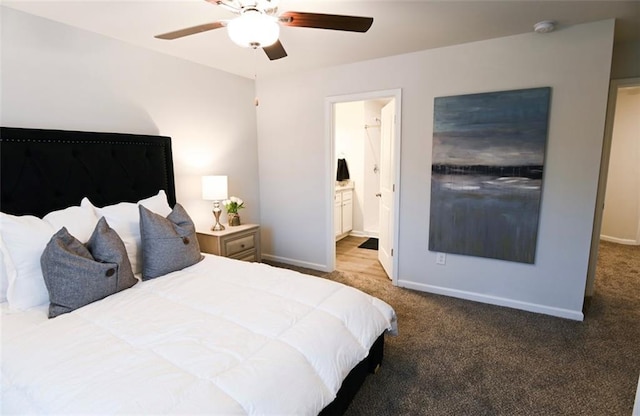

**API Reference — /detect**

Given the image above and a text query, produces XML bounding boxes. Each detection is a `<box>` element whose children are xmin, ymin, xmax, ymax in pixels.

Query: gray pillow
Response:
<box><xmin>139</xmin><ymin>203</ymin><xmax>202</xmax><ymax>280</ymax></box>
<box><xmin>86</xmin><ymin>217</ymin><xmax>137</xmax><ymax>292</ymax></box>
<box><xmin>41</xmin><ymin>217</ymin><xmax>136</xmax><ymax>318</ymax></box>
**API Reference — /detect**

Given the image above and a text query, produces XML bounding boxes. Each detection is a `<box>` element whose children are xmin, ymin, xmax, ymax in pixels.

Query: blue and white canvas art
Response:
<box><xmin>429</xmin><ymin>87</ymin><xmax>551</xmax><ymax>264</ymax></box>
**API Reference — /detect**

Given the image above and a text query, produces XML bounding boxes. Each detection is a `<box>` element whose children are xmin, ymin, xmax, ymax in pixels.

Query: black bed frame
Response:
<box><xmin>0</xmin><ymin>127</ymin><xmax>176</xmax><ymax>218</ymax></box>
<box><xmin>0</xmin><ymin>126</ymin><xmax>384</xmax><ymax>415</ymax></box>
<box><xmin>320</xmin><ymin>333</ymin><xmax>384</xmax><ymax>415</ymax></box>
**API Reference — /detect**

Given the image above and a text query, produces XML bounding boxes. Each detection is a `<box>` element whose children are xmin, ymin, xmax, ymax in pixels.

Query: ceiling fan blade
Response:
<box><xmin>279</xmin><ymin>11</ymin><xmax>373</xmax><ymax>33</ymax></box>
<box><xmin>155</xmin><ymin>21</ymin><xmax>226</xmax><ymax>40</ymax></box>
<box><xmin>263</xmin><ymin>40</ymin><xmax>288</xmax><ymax>60</ymax></box>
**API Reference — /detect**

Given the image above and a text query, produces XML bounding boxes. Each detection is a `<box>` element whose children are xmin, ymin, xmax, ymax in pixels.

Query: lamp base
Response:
<box><xmin>211</xmin><ymin>203</ymin><xmax>225</xmax><ymax>231</ymax></box>
<box><xmin>211</xmin><ymin>223</ymin><xmax>225</xmax><ymax>231</ymax></box>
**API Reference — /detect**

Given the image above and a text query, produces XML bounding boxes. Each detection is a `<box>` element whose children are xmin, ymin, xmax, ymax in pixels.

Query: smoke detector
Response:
<box><xmin>534</xmin><ymin>20</ymin><xmax>556</xmax><ymax>34</ymax></box>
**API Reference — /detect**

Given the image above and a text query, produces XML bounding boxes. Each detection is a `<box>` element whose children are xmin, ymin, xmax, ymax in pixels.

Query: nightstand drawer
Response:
<box><xmin>230</xmin><ymin>250</ymin><xmax>258</xmax><ymax>262</ymax></box>
<box><xmin>225</xmin><ymin>234</ymin><xmax>256</xmax><ymax>257</ymax></box>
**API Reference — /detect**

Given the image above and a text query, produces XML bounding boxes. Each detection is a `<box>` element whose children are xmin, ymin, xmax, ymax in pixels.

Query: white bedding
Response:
<box><xmin>1</xmin><ymin>254</ymin><xmax>397</xmax><ymax>415</ymax></box>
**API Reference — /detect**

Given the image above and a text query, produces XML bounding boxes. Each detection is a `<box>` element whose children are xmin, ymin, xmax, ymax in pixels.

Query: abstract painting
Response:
<box><xmin>429</xmin><ymin>87</ymin><xmax>551</xmax><ymax>263</ymax></box>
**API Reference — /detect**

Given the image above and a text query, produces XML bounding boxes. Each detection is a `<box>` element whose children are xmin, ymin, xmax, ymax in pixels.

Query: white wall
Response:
<box><xmin>601</xmin><ymin>87</ymin><xmax>640</xmax><ymax>245</ymax></box>
<box><xmin>0</xmin><ymin>7</ymin><xmax>260</xmax><ymax>230</ymax></box>
<box><xmin>256</xmin><ymin>19</ymin><xmax>615</xmax><ymax>319</ymax></box>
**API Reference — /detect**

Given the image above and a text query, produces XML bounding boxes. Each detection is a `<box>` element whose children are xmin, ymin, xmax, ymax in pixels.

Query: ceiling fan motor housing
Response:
<box><xmin>234</xmin><ymin>0</ymin><xmax>278</xmax><ymax>15</ymax></box>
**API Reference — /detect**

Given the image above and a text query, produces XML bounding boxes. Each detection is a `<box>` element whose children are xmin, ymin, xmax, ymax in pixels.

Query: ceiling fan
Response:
<box><xmin>154</xmin><ymin>0</ymin><xmax>374</xmax><ymax>61</ymax></box>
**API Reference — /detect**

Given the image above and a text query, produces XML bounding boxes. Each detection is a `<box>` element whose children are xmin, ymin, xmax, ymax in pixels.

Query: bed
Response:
<box><xmin>0</xmin><ymin>127</ymin><xmax>397</xmax><ymax>415</ymax></box>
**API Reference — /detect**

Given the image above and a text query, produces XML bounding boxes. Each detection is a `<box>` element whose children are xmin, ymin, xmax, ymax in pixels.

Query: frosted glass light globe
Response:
<box><xmin>227</xmin><ymin>10</ymin><xmax>280</xmax><ymax>48</ymax></box>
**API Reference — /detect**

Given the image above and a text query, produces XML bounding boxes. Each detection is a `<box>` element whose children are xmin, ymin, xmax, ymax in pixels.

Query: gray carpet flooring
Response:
<box><xmin>274</xmin><ymin>241</ymin><xmax>640</xmax><ymax>415</ymax></box>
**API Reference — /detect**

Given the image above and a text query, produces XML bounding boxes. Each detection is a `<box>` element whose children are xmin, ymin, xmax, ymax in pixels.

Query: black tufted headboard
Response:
<box><xmin>1</xmin><ymin>127</ymin><xmax>176</xmax><ymax>218</ymax></box>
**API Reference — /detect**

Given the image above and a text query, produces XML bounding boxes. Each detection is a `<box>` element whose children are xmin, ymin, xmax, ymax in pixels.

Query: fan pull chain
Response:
<box><xmin>253</xmin><ymin>47</ymin><xmax>259</xmax><ymax>107</ymax></box>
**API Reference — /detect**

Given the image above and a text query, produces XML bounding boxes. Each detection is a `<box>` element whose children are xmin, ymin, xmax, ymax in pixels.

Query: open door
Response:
<box><xmin>326</xmin><ymin>89</ymin><xmax>401</xmax><ymax>279</ymax></box>
<box><xmin>378</xmin><ymin>100</ymin><xmax>395</xmax><ymax>279</ymax></box>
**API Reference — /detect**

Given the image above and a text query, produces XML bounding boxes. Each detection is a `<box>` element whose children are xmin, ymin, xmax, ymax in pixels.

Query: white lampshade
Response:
<box><xmin>202</xmin><ymin>175</ymin><xmax>228</xmax><ymax>201</ymax></box>
<box><xmin>227</xmin><ymin>10</ymin><xmax>280</xmax><ymax>48</ymax></box>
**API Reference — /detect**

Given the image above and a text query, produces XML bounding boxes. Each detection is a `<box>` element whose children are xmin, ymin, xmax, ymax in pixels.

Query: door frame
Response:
<box><xmin>324</xmin><ymin>89</ymin><xmax>402</xmax><ymax>284</ymax></box>
<box><xmin>585</xmin><ymin>77</ymin><xmax>640</xmax><ymax>299</ymax></box>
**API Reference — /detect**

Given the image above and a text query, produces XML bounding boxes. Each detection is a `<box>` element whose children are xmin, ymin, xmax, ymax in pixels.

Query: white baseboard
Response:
<box><xmin>261</xmin><ymin>254</ymin><xmax>330</xmax><ymax>273</ymax></box>
<box><xmin>397</xmin><ymin>280</ymin><xmax>584</xmax><ymax>321</ymax></box>
<box><xmin>262</xmin><ymin>256</ymin><xmax>584</xmax><ymax>320</ymax></box>
<box><xmin>600</xmin><ymin>235</ymin><xmax>640</xmax><ymax>245</ymax></box>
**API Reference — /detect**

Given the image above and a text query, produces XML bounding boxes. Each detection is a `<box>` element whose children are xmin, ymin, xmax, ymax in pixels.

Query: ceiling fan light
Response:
<box><xmin>227</xmin><ymin>11</ymin><xmax>280</xmax><ymax>48</ymax></box>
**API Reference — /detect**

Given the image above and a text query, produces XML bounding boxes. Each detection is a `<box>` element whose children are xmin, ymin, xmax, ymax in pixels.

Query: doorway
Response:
<box><xmin>600</xmin><ymin>84</ymin><xmax>640</xmax><ymax>245</ymax></box>
<box><xmin>586</xmin><ymin>77</ymin><xmax>640</xmax><ymax>302</ymax></box>
<box><xmin>325</xmin><ymin>89</ymin><xmax>401</xmax><ymax>283</ymax></box>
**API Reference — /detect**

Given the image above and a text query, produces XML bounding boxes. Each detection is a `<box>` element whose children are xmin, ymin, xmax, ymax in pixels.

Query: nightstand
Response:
<box><xmin>196</xmin><ymin>224</ymin><xmax>261</xmax><ymax>262</ymax></box>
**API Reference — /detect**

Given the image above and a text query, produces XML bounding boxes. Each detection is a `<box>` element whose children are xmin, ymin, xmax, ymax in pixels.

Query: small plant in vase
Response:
<box><xmin>223</xmin><ymin>196</ymin><xmax>244</xmax><ymax>226</ymax></box>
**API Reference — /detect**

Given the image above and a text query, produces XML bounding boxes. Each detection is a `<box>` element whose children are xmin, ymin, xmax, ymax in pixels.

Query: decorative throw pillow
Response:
<box><xmin>139</xmin><ymin>203</ymin><xmax>202</xmax><ymax>280</ymax></box>
<box><xmin>40</xmin><ymin>217</ymin><xmax>136</xmax><ymax>318</ymax></box>
<box><xmin>86</xmin><ymin>217</ymin><xmax>137</xmax><ymax>292</ymax></box>
<box><xmin>81</xmin><ymin>191</ymin><xmax>173</xmax><ymax>275</ymax></box>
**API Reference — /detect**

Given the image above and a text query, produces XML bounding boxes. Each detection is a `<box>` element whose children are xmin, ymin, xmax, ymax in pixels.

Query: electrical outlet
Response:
<box><xmin>436</xmin><ymin>252</ymin><xmax>446</xmax><ymax>265</ymax></box>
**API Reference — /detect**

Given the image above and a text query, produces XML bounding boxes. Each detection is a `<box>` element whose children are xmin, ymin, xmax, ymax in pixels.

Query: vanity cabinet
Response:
<box><xmin>335</xmin><ymin>189</ymin><xmax>353</xmax><ymax>240</ymax></box>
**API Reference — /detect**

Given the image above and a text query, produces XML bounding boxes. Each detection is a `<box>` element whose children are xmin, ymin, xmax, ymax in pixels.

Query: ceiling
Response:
<box><xmin>3</xmin><ymin>0</ymin><xmax>639</xmax><ymax>79</ymax></box>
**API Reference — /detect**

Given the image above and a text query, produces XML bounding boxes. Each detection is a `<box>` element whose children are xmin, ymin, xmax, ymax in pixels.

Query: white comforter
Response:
<box><xmin>1</xmin><ymin>255</ymin><xmax>397</xmax><ymax>415</ymax></box>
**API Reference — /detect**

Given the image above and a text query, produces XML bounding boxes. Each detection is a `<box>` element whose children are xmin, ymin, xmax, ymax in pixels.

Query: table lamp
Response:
<box><xmin>202</xmin><ymin>175</ymin><xmax>228</xmax><ymax>231</ymax></box>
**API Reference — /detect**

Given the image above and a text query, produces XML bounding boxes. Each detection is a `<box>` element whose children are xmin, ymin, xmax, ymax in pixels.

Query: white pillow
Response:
<box><xmin>0</xmin><ymin>236</ymin><xmax>10</xmax><ymax>303</ymax></box>
<box><xmin>0</xmin><ymin>205</ymin><xmax>100</xmax><ymax>310</ymax></box>
<box><xmin>81</xmin><ymin>191</ymin><xmax>172</xmax><ymax>275</ymax></box>
<box><xmin>140</xmin><ymin>191</ymin><xmax>173</xmax><ymax>217</ymax></box>
<box><xmin>1</xmin><ymin>213</ymin><xmax>55</xmax><ymax>310</ymax></box>
<box><xmin>44</xmin><ymin>205</ymin><xmax>101</xmax><ymax>243</ymax></box>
